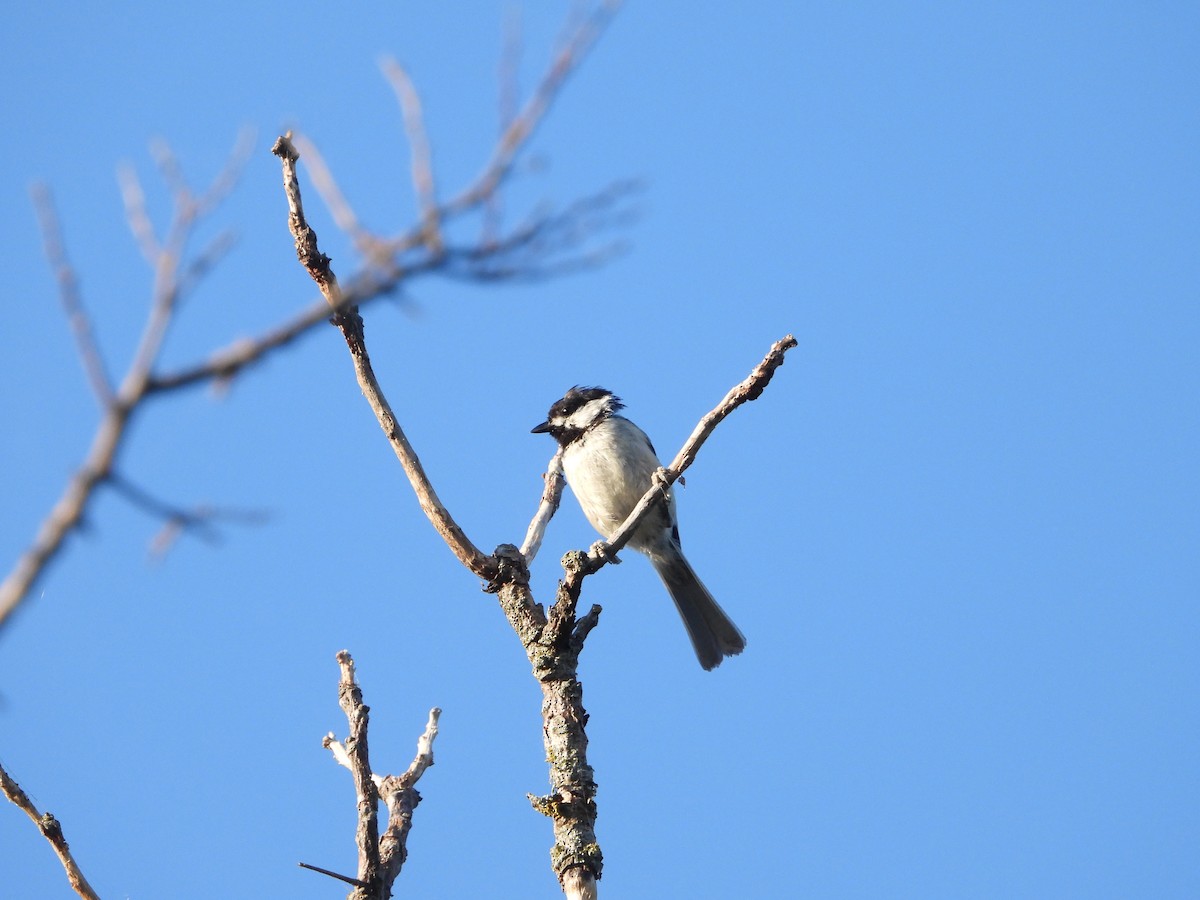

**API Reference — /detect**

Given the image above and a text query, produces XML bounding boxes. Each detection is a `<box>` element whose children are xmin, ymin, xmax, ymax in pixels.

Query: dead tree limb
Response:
<box><xmin>274</xmin><ymin>125</ymin><xmax>796</xmax><ymax>898</ymax></box>
<box><xmin>1</xmin><ymin>760</ymin><xmax>100</xmax><ymax>900</ymax></box>
<box><xmin>304</xmin><ymin>651</ymin><xmax>440</xmax><ymax>899</ymax></box>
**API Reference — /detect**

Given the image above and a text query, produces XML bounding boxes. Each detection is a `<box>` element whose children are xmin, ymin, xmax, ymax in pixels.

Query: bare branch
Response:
<box><xmin>330</xmin><ymin>650</ymin><xmax>381</xmax><ymax>893</ymax></box>
<box><xmin>117</xmin><ymin>162</ymin><xmax>162</xmax><ymax>263</ymax></box>
<box><xmin>31</xmin><ymin>184</ymin><xmax>114</xmax><ymax>406</ymax></box>
<box><xmin>298</xmin><ymin>862</ymin><xmax>369</xmax><ymax>889</ymax></box>
<box><xmin>442</xmin><ymin>0</ymin><xmax>621</xmax><ymax>218</ymax></box>
<box><xmin>1</xmin><ymin>761</ymin><xmax>100</xmax><ymax>900</ymax></box>
<box><xmin>377</xmin><ymin>707</ymin><xmax>441</xmax><ymax>878</ymax></box>
<box><xmin>0</xmin><ymin>138</ymin><xmax>252</xmax><ymax>634</ymax></box>
<box><xmin>176</xmin><ymin>229</ymin><xmax>239</xmax><ymax>299</ymax></box>
<box><xmin>290</xmin><ymin>132</ymin><xmax>379</xmax><ymax>257</ymax></box>
<box><xmin>317</xmin><ymin>653</ymin><xmax>440</xmax><ymax>897</ymax></box>
<box><xmin>380</xmin><ymin>58</ymin><xmax>442</xmax><ymax>253</ymax></box>
<box><xmin>272</xmin><ymin>133</ymin><xmax>499</xmax><ymax>581</ymax></box>
<box><xmin>521</xmin><ymin>447</ymin><xmax>565</xmax><ymax>563</ymax></box>
<box><xmin>578</xmin><ymin>333</ymin><xmax>798</xmax><ymax>579</ymax></box>
<box><xmin>4</xmin><ymin>6</ymin><xmax>627</xmax><ymax>634</ymax></box>
<box><xmin>194</xmin><ymin>127</ymin><xmax>256</xmax><ymax>217</ymax></box>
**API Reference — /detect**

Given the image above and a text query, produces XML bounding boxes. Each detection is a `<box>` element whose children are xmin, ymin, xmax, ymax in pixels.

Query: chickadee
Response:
<box><xmin>532</xmin><ymin>387</ymin><xmax>746</xmax><ymax>670</ymax></box>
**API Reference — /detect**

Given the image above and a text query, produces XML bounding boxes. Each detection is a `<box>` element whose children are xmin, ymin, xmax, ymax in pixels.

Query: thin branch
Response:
<box><xmin>579</xmin><ymin>334</ymin><xmax>798</xmax><ymax>579</ymax></box>
<box><xmin>298</xmin><ymin>862</ymin><xmax>369</xmax><ymax>889</ymax></box>
<box><xmin>1</xmin><ymin>760</ymin><xmax>100</xmax><ymax>900</ymax></box>
<box><xmin>0</xmin><ymin>137</ymin><xmax>252</xmax><ymax>635</ymax></box>
<box><xmin>441</xmin><ymin>0</ymin><xmax>621</xmax><ymax>218</ymax></box>
<box><xmin>317</xmin><ymin>653</ymin><xmax>440</xmax><ymax>898</ymax></box>
<box><xmin>117</xmin><ymin>163</ymin><xmax>162</xmax><ymax>263</ymax></box>
<box><xmin>272</xmin><ymin>133</ymin><xmax>499</xmax><ymax>581</ymax></box>
<box><xmin>4</xmin><ymin>5</ymin><xmax>627</xmax><ymax>636</ymax></box>
<box><xmin>105</xmin><ymin>472</ymin><xmax>268</xmax><ymax>558</ymax></box>
<box><xmin>148</xmin><ymin>7</ymin><xmax>628</xmax><ymax>396</ymax></box>
<box><xmin>329</xmin><ymin>651</ymin><xmax>380</xmax><ymax>895</ymax></box>
<box><xmin>31</xmin><ymin>184</ymin><xmax>114</xmax><ymax>407</ymax></box>
<box><xmin>377</xmin><ymin>707</ymin><xmax>441</xmax><ymax>878</ymax></box>
<box><xmin>290</xmin><ymin>132</ymin><xmax>379</xmax><ymax>257</ymax></box>
<box><xmin>521</xmin><ymin>447</ymin><xmax>565</xmax><ymax>563</ymax></box>
<box><xmin>380</xmin><ymin>58</ymin><xmax>443</xmax><ymax>253</ymax></box>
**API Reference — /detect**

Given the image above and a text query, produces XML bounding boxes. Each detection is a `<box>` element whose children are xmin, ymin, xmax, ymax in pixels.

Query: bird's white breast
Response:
<box><xmin>562</xmin><ymin>416</ymin><xmax>674</xmax><ymax>548</ymax></box>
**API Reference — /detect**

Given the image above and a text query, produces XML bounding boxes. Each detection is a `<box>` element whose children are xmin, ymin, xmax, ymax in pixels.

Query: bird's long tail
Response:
<box><xmin>650</xmin><ymin>545</ymin><xmax>746</xmax><ymax>670</ymax></box>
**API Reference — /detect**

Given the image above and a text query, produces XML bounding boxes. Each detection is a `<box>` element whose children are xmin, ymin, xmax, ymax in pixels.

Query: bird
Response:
<box><xmin>532</xmin><ymin>386</ymin><xmax>746</xmax><ymax>670</ymax></box>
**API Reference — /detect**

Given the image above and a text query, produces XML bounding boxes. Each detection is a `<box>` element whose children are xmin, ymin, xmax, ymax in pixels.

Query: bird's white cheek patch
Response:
<box><xmin>564</xmin><ymin>397</ymin><xmax>610</xmax><ymax>431</ymax></box>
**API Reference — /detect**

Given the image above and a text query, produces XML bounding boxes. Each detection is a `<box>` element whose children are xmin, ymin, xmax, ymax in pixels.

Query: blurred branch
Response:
<box><xmin>1</xmin><ymin>760</ymin><xmax>100</xmax><ymax>900</ymax></box>
<box><xmin>30</xmin><ymin>185</ymin><xmax>114</xmax><ymax>406</ymax></box>
<box><xmin>380</xmin><ymin>58</ymin><xmax>442</xmax><ymax>253</ymax></box>
<box><xmin>105</xmin><ymin>473</ymin><xmax>269</xmax><ymax>558</ymax></box>
<box><xmin>303</xmin><ymin>651</ymin><xmax>439</xmax><ymax>898</ymax></box>
<box><xmin>0</xmin><ymin>135</ymin><xmax>254</xmax><ymax>635</ymax></box>
<box><xmin>439</xmin><ymin>0</ymin><xmax>621</xmax><ymax>219</ymax></box>
<box><xmin>3</xmin><ymin>4</ymin><xmax>629</xmax><ymax>635</ymax></box>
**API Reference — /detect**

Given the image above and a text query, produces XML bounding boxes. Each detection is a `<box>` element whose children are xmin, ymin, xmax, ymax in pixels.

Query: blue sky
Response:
<box><xmin>2</xmin><ymin>2</ymin><xmax>1197</xmax><ymax>897</ymax></box>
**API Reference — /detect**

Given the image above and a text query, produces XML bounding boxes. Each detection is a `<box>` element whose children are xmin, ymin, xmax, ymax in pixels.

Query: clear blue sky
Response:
<box><xmin>2</xmin><ymin>2</ymin><xmax>1197</xmax><ymax>897</ymax></box>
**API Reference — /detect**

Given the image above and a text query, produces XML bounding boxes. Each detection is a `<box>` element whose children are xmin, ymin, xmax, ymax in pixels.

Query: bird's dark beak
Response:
<box><xmin>531</xmin><ymin>421</ymin><xmax>552</xmax><ymax>434</ymax></box>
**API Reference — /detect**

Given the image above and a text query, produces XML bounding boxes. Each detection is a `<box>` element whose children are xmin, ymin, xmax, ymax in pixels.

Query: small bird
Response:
<box><xmin>532</xmin><ymin>386</ymin><xmax>746</xmax><ymax>670</ymax></box>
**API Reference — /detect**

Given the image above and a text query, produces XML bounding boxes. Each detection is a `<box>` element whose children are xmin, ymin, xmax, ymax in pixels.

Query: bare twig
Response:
<box><xmin>1</xmin><ymin>761</ymin><xmax>100</xmax><ymax>900</ymax></box>
<box><xmin>104</xmin><ymin>473</ymin><xmax>269</xmax><ymax>557</ymax></box>
<box><xmin>117</xmin><ymin>163</ymin><xmax>162</xmax><ymax>263</ymax></box>
<box><xmin>380</xmin><ymin>58</ymin><xmax>442</xmax><ymax>253</ymax></box>
<box><xmin>579</xmin><ymin>334</ymin><xmax>798</xmax><ymax>579</ymax></box>
<box><xmin>330</xmin><ymin>651</ymin><xmax>380</xmax><ymax>895</ymax></box>
<box><xmin>521</xmin><ymin>447</ymin><xmax>565</xmax><ymax>563</ymax></box>
<box><xmin>297</xmin><ymin>862</ymin><xmax>369</xmax><ymax>889</ymax></box>
<box><xmin>290</xmin><ymin>132</ymin><xmax>379</xmax><ymax>257</ymax></box>
<box><xmin>272</xmin><ymin>133</ymin><xmax>499</xmax><ymax>581</ymax></box>
<box><xmin>377</xmin><ymin>707</ymin><xmax>440</xmax><ymax>879</ymax></box>
<box><xmin>31</xmin><ymin>185</ymin><xmax>114</xmax><ymax>406</ymax></box>
<box><xmin>441</xmin><ymin>0</ymin><xmax>621</xmax><ymax>218</ymax></box>
<box><xmin>312</xmin><ymin>652</ymin><xmax>440</xmax><ymax>898</ymax></box>
<box><xmin>0</xmin><ymin>135</ymin><xmax>254</xmax><ymax>635</ymax></box>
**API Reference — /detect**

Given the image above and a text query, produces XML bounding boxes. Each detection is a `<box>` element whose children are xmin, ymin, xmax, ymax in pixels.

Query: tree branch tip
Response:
<box><xmin>271</xmin><ymin>133</ymin><xmax>298</xmax><ymax>161</ymax></box>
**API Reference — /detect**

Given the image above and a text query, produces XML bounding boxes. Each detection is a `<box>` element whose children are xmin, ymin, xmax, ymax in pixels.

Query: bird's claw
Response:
<box><xmin>590</xmin><ymin>540</ymin><xmax>620</xmax><ymax>565</ymax></box>
<box><xmin>652</xmin><ymin>467</ymin><xmax>674</xmax><ymax>495</ymax></box>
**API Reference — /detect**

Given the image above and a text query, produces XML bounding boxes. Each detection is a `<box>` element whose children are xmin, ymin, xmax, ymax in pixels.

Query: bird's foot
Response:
<box><xmin>590</xmin><ymin>540</ymin><xmax>621</xmax><ymax>565</ymax></box>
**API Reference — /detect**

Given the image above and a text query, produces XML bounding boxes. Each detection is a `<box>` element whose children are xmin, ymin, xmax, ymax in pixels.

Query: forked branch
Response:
<box><xmin>304</xmin><ymin>651</ymin><xmax>440</xmax><ymax>898</ymax></box>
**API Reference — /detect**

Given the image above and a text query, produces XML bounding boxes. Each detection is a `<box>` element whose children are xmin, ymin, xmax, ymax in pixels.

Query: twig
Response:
<box><xmin>297</xmin><ymin>862</ymin><xmax>369</xmax><ymax>889</ymax></box>
<box><xmin>31</xmin><ymin>185</ymin><xmax>114</xmax><ymax>407</ymax></box>
<box><xmin>0</xmin><ymin>136</ymin><xmax>254</xmax><ymax>635</ymax></box>
<box><xmin>330</xmin><ymin>651</ymin><xmax>380</xmax><ymax>895</ymax></box>
<box><xmin>315</xmin><ymin>652</ymin><xmax>440</xmax><ymax>897</ymax></box>
<box><xmin>1</xmin><ymin>760</ymin><xmax>100</xmax><ymax>900</ymax></box>
<box><xmin>521</xmin><ymin>447</ymin><xmax>565</xmax><ymax>563</ymax></box>
<box><xmin>578</xmin><ymin>334</ymin><xmax>798</xmax><ymax>579</ymax></box>
<box><xmin>117</xmin><ymin>163</ymin><xmax>162</xmax><ymax>263</ymax></box>
<box><xmin>441</xmin><ymin>0</ymin><xmax>621</xmax><ymax>218</ymax></box>
<box><xmin>104</xmin><ymin>473</ymin><xmax>269</xmax><ymax>557</ymax></box>
<box><xmin>272</xmin><ymin>133</ymin><xmax>499</xmax><ymax>581</ymax></box>
<box><xmin>290</xmin><ymin>132</ymin><xmax>379</xmax><ymax>257</ymax></box>
<box><xmin>377</xmin><ymin>707</ymin><xmax>440</xmax><ymax>879</ymax></box>
<box><xmin>380</xmin><ymin>58</ymin><xmax>442</xmax><ymax>253</ymax></box>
